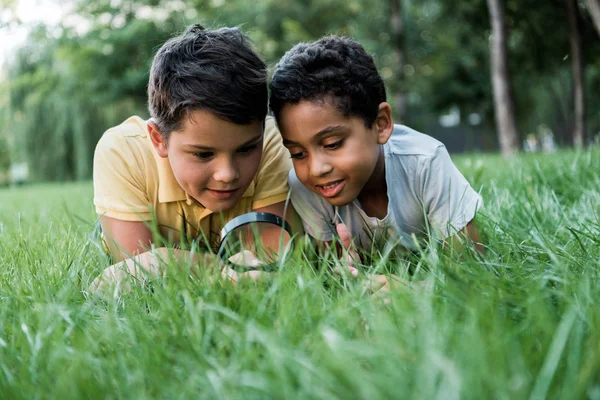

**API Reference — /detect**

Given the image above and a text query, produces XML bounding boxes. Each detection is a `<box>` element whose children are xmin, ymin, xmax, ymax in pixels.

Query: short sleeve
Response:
<box><xmin>288</xmin><ymin>169</ymin><xmax>337</xmax><ymax>242</ymax></box>
<box><xmin>251</xmin><ymin>118</ymin><xmax>293</xmax><ymax>209</ymax></box>
<box><xmin>421</xmin><ymin>145</ymin><xmax>482</xmax><ymax>238</ymax></box>
<box><xmin>93</xmin><ymin>131</ymin><xmax>152</xmax><ymax>221</ymax></box>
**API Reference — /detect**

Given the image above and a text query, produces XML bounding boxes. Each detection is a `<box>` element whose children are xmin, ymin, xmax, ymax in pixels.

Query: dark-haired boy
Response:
<box><xmin>269</xmin><ymin>36</ymin><xmax>482</xmax><ymax>287</ymax></box>
<box><xmin>90</xmin><ymin>25</ymin><xmax>297</xmax><ymax>291</ymax></box>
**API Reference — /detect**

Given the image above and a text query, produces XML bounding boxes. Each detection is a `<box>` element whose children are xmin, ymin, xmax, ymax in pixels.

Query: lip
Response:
<box><xmin>207</xmin><ymin>188</ymin><xmax>239</xmax><ymax>200</ymax></box>
<box><xmin>316</xmin><ymin>179</ymin><xmax>346</xmax><ymax>198</ymax></box>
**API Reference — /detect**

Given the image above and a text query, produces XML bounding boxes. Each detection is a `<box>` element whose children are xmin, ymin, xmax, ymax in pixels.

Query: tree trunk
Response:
<box><xmin>389</xmin><ymin>0</ymin><xmax>406</xmax><ymax>122</ymax></box>
<box><xmin>565</xmin><ymin>0</ymin><xmax>586</xmax><ymax>148</ymax></box>
<box><xmin>486</xmin><ymin>0</ymin><xmax>520</xmax><ymax>157</ymax></box>
<box><xmin>585</xmin><ymin>0</ymin><xmax>600</xmax><ymax>37</ymax></box>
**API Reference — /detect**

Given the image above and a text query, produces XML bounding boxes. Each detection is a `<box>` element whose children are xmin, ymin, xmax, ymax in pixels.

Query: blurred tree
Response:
<box><xmin>585</xmin><ymin>0</ymin><xmax>600</xmax><ymax>36</ymax></box>
<box><xmin>435</xmin><ymin>0</ymin><xmax>600</xmax><ymax>149</ymax></box>
<box><xmin>388</xmin><ymin>0</ymin><xmax>406</xmax><ymax>122</ymax></box>
<box><xmin>486</xmin><ymin>0</ymin><xmax>519</xmax><ymax>156</ymax></box>
<box><xmin>565</xmin><ymin>0</ymin><xmax>585</xmax><ymax>148</ymax></box>
<box><xmin>0</xmin><ymin>0</ymin><xmax>19</xmax><ymax>28</ymax></box>
<box><xmin>2</xmin><ymin>0</ymin><xmax>600</xmax><ymax>181</ymax></box>
<box><xmin>509</xmin><ymin>0</ymin><xmax>598</xmax><ymax>147</ymax></box>
<box><xmin>0</xmin><ymin>81</ymin><xmax>9</xmax><ymax>184</ymax></box>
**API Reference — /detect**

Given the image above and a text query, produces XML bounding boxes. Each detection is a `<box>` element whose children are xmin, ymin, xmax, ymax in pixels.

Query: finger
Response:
<box><xmin>240</xmin><ymin>270</ymin><xmax>272</xmax><ymax>282</ymax></box>
<box><xmin>344</xmin><ymin>250</ymin><xmax>359</xmax><ymax>276</ymax></box>
<box><xmin>249</xmin><ymin>255</ymin><xmax>266</xmax><ymax>267</ymax></box>
<box><xmin>333</xmin><ymin>260</ymin><xmax>358</xmax><ymax>277</ymax></box>
<box><xmin>228</xmin><ymin>250</ymin><xmax>267</xmax><ymax>268</ymax></box>
<box><xmin>336</xmin><ymin>223</ymin><xmax>352</xmax><ymax>249</ymax></box>
<box><xmin>336</xmin><ymin>223</ymin><xmax>359</xmax><ymax>276</ymax></box>
<box><xmin>221</xmin><ymin>266</ymin><xmax>239</xmax><ymax>285</ymax></box>
<box><xmin>344</xmin><ymin>259</ymin><xmax>359</xmax><ymax>276</ymax></box>
<box><xmin>371</xmin><ymin>290</ymin><xmax>392</xmax><ymax>304</ymax></box>
<box><xmin>364</xmin><ymin>274</ymin><xmax>388</xmax><ymax>293</ymax></box>
<box><xmin>89</xmin><ymin>266</ymin><xmax>132</xmax><ymax>296</ymax></box>
<box><xmin>88</xmin><ymin>278</ymin><xmax>102</xmax><ymax>294</ymax></box>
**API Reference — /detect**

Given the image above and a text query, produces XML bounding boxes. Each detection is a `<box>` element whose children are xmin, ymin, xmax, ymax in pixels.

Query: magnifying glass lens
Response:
<box><xmin>217</xmin><ymin>214</ymin><xmax>293</xmax><ymax>272</ymax></box>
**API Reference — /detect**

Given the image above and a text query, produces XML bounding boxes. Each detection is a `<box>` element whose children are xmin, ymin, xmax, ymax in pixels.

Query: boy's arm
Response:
<box><xmin>88</xmin><ymin>247</ymin><xmax>227</xmax><ymax>295</ymax></box>
<box><xmin>100</xmin><ymin>217</ymin><xmax>154</xmax><ymax>262</ymax></box>
<box><xmin>94</xmin><ymin>126</ymin><xmax>157</xmax><ymax>261</ymax></box>
<box><xmin>420</xmin><ymin>145</ymin><xmax>483</xmax><ymax>242</ymax></box>
<box><xmin>363</xmin><ymin>220</ymin><xmax>483</xmax><ymax>300</ymax></box>
<box><xmin>448</xmin><ymin>219</ymin><xmax>485</xmax><ymax>254</ymax></box>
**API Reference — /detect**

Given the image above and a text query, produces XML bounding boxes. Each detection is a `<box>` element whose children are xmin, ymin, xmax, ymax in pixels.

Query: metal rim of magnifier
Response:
<box><xmin>217</xmin><ymin>212</ymin><xmax>294</xmax><ymax>272</ymax></box>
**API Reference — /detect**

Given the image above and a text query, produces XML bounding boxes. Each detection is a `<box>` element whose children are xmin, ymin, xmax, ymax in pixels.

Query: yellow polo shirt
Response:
<box><xmin>93</xmin><ymin>116</ymin><xmax>291</xmax><ymax>250</ymax></box>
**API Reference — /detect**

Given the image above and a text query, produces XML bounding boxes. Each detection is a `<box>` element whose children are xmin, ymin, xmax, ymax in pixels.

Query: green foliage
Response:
<box><xmin>433</xmin><ymin>0</ymin><xmax>600</xmax><ymax>145</ymax></box>
<box><xmin>2</xmin><ymin>149</ymin><xmax>600</xmax><ymax>397</ymax></box>
<box><xmin>2</xmin><ymin>0</ymin><xmax>600</xmax><ymax>180</ymax></box>
<box><xmin>0</xmin><ymin>81</ymin><xmax>10</xmax><ymax>183</ymax></box>
<box><xmin>0</xmin><ymin>137</ymin><xmax>10</xmax><ymax>184</ymax></box>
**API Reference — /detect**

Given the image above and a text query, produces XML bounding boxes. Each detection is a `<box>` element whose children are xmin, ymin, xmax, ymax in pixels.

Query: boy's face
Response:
<box><xmin>278</xmin><ymin>100</ymin><xmax>392</xmax><ymax>207</ymax></box>
<box><xmin>150</xmin><ymin>110</ymin><xmax>264</xmax><ymax>212</ymax></box>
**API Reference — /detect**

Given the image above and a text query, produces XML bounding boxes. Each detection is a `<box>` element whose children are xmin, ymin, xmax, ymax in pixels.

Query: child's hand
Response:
<box><xmin>362</xmin><ymin>274</ymin><xmax>402</xmax><ymax>301</ymax></box>
<box><xmin>222</xmin><ymin>250</ymin><xmax>273</xmax><ymax>284</ymax></box>
<box><xmin>227</xmin><ymin>249</ymin><xmax>266</xmax><ymax>268</ymax></box>
<box><xmin>363</xmin><ymin>274</ymin><xmax>434</xmax><ymax>301</ymax></box>
<box><xmin>87</xmin><ymin>248</ymin><xmax>164</xmax><ymax>295</ymax></box>
<box><xmin>336</xmin><ymin>223</ymin><xmax>360</xmax><ymax>276</ymax></box>
<box><xmin>224</xmin><ymin>268</ymin><xmax>273</xmax><ymax>284</ymax></box>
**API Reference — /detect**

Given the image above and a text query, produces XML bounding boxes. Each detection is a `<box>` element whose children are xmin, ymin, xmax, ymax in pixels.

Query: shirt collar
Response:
<box><xmin>153</xmin><ymin>149</ymin><xmax>188</xmax><ymax>204</ymax></box>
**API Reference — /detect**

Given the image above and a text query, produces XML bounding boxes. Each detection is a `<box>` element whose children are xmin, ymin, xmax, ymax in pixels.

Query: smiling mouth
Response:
<box><xmin>316</xmin><ymin>179</ymin><xmax>346</xmax><ymax>198</ymax></box>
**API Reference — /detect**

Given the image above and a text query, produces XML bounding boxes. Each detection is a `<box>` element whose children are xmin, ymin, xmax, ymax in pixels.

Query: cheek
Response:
<box><xmin>171</xmin><ymin>157</ymin><xmax>210</xmax><ymax>187</ymax></box>
<box><xmin>291</xmin><ymin>160</ymin><xmax>309</xmax><ymax>183</ymax></box>
<box><xmin>241</xmin><ymin>152</ymin><xmax>263</xmax><ymax>179</ymax></box>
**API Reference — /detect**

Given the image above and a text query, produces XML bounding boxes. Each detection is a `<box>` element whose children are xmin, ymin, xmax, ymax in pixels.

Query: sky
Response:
<box><xmin>0</xmin><ymin>0</ymin><xmax>69</xmax><ymax>73</ymax></box>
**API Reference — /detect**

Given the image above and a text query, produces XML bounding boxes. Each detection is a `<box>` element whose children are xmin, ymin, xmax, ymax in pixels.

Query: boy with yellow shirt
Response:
<box><xmin>90</xmin><ymin>25</ymin><xmax>297</xmax><ymax>290</ymax></box>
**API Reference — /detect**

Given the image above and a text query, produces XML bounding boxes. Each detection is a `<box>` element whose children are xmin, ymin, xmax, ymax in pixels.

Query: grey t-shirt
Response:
<box><xmin>288</xmin><ymin>125</ymin><xmax>483</xmax><ymax>249</ymax></box>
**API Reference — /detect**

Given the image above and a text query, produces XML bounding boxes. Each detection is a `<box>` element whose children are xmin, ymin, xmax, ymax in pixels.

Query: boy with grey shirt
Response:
<box><xmin>269</xmin><ymin>35</ymin><xmax>482</xmax><ymax>279</ymax></box>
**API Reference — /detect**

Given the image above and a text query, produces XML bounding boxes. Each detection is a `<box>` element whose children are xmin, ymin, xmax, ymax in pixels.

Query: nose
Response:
<box><xmin>308</xmin><ymin>152</ymin><xmax>333</xmax><ymax>178</ymax></box>
<box><xmin>213</xmin><ymin>156</ymin><xmax>239</xmax><ymax>183</ymax></box>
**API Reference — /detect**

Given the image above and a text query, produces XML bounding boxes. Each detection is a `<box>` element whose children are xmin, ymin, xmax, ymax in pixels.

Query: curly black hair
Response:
<box><xmin>269</xmin><ymin>35</ymin><xmax>386</xmax><ymax>128</ymax></box>
<box><xmin>148</xmin><ymin>24</ymin><xmax>268</xmax><ymax>138</ymax></box>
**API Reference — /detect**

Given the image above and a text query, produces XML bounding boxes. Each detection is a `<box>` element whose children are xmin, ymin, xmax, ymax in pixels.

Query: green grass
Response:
<box><xmin>1</xmin><ymin>148</ymin><xmax>600</xmax><ymax>399</ymax></box>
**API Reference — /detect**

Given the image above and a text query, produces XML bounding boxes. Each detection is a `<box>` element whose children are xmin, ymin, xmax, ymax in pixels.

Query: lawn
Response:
<box><xmin>1</xmin><ymin>148</ymin><xmax>599</xmax><ymax>399</ymax></box>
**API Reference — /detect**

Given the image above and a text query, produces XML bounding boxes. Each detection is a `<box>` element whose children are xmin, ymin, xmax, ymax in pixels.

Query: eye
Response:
<box><xmin>323</xmin><ymin>139</ymin><xmax>343</xmax><ymax>150</ymax></box>
<box><xmin>193</xmin><ymin>151</ymin><xmax>214</xmax><ymax>161</ymax></box>
<box><xmin>289</xmin><ymin>150</ymin><xmax>307</xmax><ymax>160</ymax></box>
<box><xmin>237</xmin><ymin>144</ymin><xmax>259</xmax><ymax>154</ymax></box>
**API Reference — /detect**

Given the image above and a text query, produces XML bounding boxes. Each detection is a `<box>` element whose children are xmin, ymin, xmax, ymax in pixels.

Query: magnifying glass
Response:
<box><xmin>216</xmin><ymin>212</ymin><xmax>294</xmax><ymax>273</ymax></box>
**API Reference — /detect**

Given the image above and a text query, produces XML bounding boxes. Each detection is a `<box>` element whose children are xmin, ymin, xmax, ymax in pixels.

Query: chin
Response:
<box><xmin>323</xmin><ymin>195</ymin><xmax>354</xmax><ymax>207</ymax></box>
<box><xmin>192</xmin><ymin>195</ymin><xmax>233</xmax><ymax>213</ymax></box>
<box><xmin>207</xmin><ymin>200</ymin><xmax>237</xmax><ymax>213</ymax></box>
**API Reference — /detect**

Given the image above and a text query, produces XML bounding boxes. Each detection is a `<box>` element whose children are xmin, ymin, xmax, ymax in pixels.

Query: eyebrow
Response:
<box><xmin>185</xmin><ymin>133</ymin><xmax>263</xmax><ymax>151</ymax></box>
<box><xmin>283</xmin><ymin>125</ymin><xmax>345</xmax><ymax>146</ymax></box>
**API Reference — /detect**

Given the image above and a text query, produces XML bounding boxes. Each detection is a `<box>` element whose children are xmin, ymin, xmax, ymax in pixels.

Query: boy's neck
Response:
<box><xmin>357</xmin><ymin>146</ymin><xmax>388</xmax><ymax>219</ymax></box>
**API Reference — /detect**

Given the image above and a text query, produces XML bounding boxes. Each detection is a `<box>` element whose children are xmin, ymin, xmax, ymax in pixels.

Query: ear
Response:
<box><xmin>374</xmin><ymin>102</ymin><xmax>394</xmax><ymax>145</ymax></box>
<box><xmin>148</xmin><ymin>121</ymin><xmax>169</xmax><ymax>158</ymax></box>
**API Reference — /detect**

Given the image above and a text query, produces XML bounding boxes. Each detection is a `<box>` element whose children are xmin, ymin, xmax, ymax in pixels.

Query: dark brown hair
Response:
<box><xmin>148</xmin><ymin>24</ymin><xmax>268</xmax><ymax>137</ymax></box>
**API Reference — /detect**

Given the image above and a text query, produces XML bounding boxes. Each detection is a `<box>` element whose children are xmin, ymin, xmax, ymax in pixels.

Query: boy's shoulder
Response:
<box><xmin>96</xmin><ymin>116</ymin><xmax>150</xmax><ymax>150</ymax></box>
<box><xmin>263</xmin><ymin>115</ymin><xmax>280</xmax><ymax>142</ymax></box>
<box><xmin>386</xmin><ymin>124</ymin><xmax>444</xmax><ymax>158</ymax></box>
